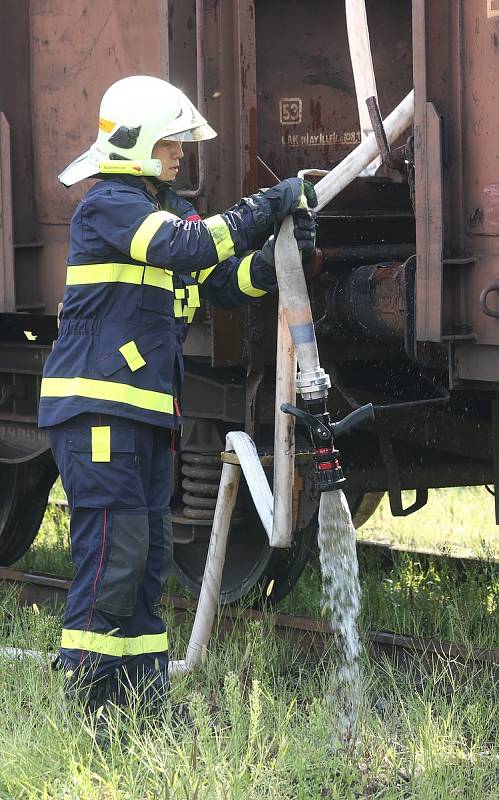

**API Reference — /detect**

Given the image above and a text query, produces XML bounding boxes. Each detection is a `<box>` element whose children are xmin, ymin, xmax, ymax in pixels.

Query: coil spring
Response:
<box><xmin>181</xmin><ymin>452</ymin><xmax>245</xmax><ymax>521</ymax></box>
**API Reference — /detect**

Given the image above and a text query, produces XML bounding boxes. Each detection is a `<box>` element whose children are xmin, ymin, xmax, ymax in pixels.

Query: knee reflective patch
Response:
<box><xmin>96</xmin><ymin>513</ymin><xmax>149</xmax><ymax>616</ymax></box>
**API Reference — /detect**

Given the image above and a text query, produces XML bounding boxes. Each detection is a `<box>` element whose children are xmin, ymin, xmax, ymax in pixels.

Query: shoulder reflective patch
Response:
<box><xmin>237</xmin><ymin>253</ymin><xmax>267</xmax><ymax>297</ymax></box>
<box><xmin>61</xmin><ymin>628</ymin><xmax>168</xmax><ymax>657</ymax></box>
<box><xmin>204</xmin><ymin>214</ymin><xmax>235</xmax><ymax>262</ymax></box>
<box><xmin>40</xmin><ymin>377</ymin><xmax>174</xmax><ymax>415</ymax></box>
<box><xmin>130</xmin><ymin>210</ymin><xmax>180</xmax><ymax>263</ymax></box>
<box><xmin>66</xmin><ymin>263</ymin><xmax>144</xmax><ymax>286</ymax></box>
<box><xmin>119</xmin><ymin>340</ymin><xmax>146</xmax><ymax>372</ymax></box>
<box><xmin>91</xmin><ymin>426</ymin><xmax>111</xmax><ymax>462</ymax></box>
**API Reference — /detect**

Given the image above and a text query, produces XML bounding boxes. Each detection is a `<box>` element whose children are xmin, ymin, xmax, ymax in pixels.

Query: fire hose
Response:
<box><xmin>181</xmin><ymin>87</ymin><xmax>414</xmax><ymax>672</ymax></box>
<box><xmin>178</xmin><ymin>0</ymin><xmax>417</xmax><ymax>670</ymax></box>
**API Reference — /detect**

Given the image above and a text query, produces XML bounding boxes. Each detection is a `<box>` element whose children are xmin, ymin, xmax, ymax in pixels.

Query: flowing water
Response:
<box><xmin>317</xmin><ymin>489</ymin><xmax>362</xmax><ymax>747</ymax></box>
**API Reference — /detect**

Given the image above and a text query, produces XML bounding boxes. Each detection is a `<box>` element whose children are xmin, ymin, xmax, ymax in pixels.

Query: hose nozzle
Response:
<box><xmin>281</xmin><ymin>401</ymin><xmax>374</xmax><ymax>492</ymax></box>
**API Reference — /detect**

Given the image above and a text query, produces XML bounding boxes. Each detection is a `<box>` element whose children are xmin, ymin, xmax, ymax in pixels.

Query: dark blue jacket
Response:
<box><xmin>38</xmin><ymin>176</ymin><xmax>276</xmax><ymax>430</ymax></box>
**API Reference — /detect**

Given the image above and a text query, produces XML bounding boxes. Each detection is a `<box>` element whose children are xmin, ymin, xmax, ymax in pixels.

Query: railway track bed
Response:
<box><xmin>1</xmin><ymin>567</ymin><xmax>497</xmax><ymax>679</ymax></box>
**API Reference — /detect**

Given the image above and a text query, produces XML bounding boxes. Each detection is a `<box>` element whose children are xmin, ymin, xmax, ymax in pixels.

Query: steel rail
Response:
<box><xmin>0</xmin><ymin>567</ymin><xmax>497</xmax><ymax>670</ymax></box>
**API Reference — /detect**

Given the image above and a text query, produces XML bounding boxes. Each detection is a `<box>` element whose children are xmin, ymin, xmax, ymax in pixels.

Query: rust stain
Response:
<box><xmin>309</xmin><ymin>99</ymin><xmax>322</xmax><ymax>130</ymax></box>
<box><xmin>242</xmin><ymin>106</ymin><xmax>258</xmax><ymax>196</ymax></box>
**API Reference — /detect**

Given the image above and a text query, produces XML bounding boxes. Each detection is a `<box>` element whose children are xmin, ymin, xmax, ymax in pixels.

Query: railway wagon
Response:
<box><xmin>1</xmin><ymin>0</ymin><xmax>498</xmax><ymax>602</ymax></box>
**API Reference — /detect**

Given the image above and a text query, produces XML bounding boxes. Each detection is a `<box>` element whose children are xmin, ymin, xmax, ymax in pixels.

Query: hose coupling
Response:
<box><xmin>295</xmin><ymin>368</ymin><xmax>331</xmax><ymax>401</ymax></box>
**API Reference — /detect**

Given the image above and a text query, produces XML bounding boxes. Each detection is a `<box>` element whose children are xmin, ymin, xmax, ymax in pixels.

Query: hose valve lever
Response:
<box><xmin>280</xmin><ymin>403</ymin><xmax>331</xmax><ymax>443</ymax></box>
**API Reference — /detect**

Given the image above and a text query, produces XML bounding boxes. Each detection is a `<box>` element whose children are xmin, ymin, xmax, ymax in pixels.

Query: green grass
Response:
<box><xmin>3</xmin><ymin>485</ymin><xmax>499</xmax><ymax>798</ymax></box>
<box><xmin>357</xmin><ymin>487</ymin><xmax>499</xmax><ymax>559</ymax></box>
<box><xmin>17</xmin><ymin>504</ymin><xmax>72</xmax><ymax>577</ymax></box>
<box><xmin>13</xmin><ymin>485</ymin><xmax>499</xmax><ymax>649</ymax></box>
<box><xmin>0</xmin><ymin>590</ymin><xmax>497</xmax><ymax>799</ymax></box>
<box><xmin>281</xmin><ymin>550</ymin><xmax>499</xmax><ymax>649</ymax></box>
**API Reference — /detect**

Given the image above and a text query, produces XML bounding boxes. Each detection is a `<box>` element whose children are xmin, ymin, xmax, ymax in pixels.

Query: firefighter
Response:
<box><xmin>38</xmin><ymin>75</ymin><xmax>316</xmax><ymax>715</ymax></box>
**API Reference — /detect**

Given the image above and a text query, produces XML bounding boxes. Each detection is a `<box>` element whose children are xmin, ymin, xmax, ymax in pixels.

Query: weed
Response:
<box><xmin>0</xmin><ymin>597</ymin><xmax>497</xmax><ymax>798</ymax></box>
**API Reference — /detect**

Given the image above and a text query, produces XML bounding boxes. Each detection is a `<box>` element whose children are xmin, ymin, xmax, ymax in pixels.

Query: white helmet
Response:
<box><xmin>59</xmin><ymin>76</ymin><xmax>217</xmax><ymax>186</ymax></box>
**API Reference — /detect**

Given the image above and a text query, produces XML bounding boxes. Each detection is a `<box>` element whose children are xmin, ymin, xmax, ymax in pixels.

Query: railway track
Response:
<box><xmin>1</xmin><ymin>566</ymin><xmax>498</xmax><ymax>676</ymax></box>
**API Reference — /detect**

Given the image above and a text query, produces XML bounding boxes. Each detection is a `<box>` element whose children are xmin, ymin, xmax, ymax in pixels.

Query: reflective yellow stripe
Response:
<box><xmin>237</xmin><ymin>253</ymin><xmax>267</xmax><ymax>297</ymax></box>
<box><xmin>91</xmin><ymin>426</ymin><xmax>111</xmax><ymax>462</ymax></box>
<box><xmin>130</xmin><ymin>210</ymin><xmax>179</xmax><ymax>263</ymax></box>
<box><xmin>186</xmin><ymin>285</ymin><xmax>200</xmax><ymax>307</ymax></box>
<box><xmin>173</xmin><ymin>285</ymin><xmax>200</xmax><ymax>322</ymax></box>
<box><xmin>183</xmin><ymin>306</ymin><xmax>197</xmax><ymax>323</ymax></box>
<box><xmin>66</xmin><ymin>263</ymin><xmax>175</xmax><ymax>292</ymax></box>
<box><xmin>40</xmin><ymin>377</ymin><xmax>174</xmax><ymax>414</ymax></box>
<box><xmin>119</xmin><ymin>340</ymin><xmax>146</xmax><ymax>372</ymax></box>
<box><xmin>173</xmin><ymin>302</ymin><xmax>197</xmax><ymax>322</ymax></box>
<box><xmin>61</xmin><ymin>629</ymin><xmax>168</xmax><ymax>657</ymax></box>
<box><xmin>122</xmin><ymin>632</ymin><xmax>168</xmax><ymax>656</ymax></box>
<box><xmin>66</xmin><ymin>263</ymin><xmax>144</xmax><ymax>286</ymax></box>
<box><xmin>143</xmin><ymin>265</ymin><xmax>173</xmax><ymax>291</ymax></box>
<box><xmin>204</xmin><ymin>215</ymin><xmax>235</xmax><ymax>262</ymax></box>
<box><xmin>197</xmin><ymin>265</ymin><xmax>216</xmax><ymax>284</ymax></box>
<box><xmin>173</xmin><ymin>299</ymin><xmax>183</xmax><ymax>317</ymax></box>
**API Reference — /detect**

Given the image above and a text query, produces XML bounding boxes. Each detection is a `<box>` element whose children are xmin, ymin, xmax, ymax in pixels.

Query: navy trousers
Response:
<box><xmin>48</xmin><ymin>413</ymin><xmax>173</xmax><ymax>703</ymax></box>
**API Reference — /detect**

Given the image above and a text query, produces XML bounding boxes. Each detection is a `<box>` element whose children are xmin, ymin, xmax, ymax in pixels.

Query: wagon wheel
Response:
<box><xmin>0</xmin><ymin>454</ymin><xmax>58</xmax><ymax>566</ymax></box>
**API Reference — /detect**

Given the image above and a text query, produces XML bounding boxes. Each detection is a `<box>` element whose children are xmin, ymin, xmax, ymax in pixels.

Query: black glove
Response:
<box><xmin>244</xmin><ymin>178</ymin><xmax>318</xmax><ymax>232</ymax></box>
<box><xmin>260</xmin><ymin>209</ymin><xmax>317</xmax><ymax>267</ymax></box>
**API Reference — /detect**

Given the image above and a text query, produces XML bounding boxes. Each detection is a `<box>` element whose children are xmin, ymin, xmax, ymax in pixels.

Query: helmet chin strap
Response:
<box><xmin>150</xmin><ymin>178</ymin><xmax>176</xmax><ymax>187</ymax></box>
<box><xmin>143</xmin><ymin>176</ymin><xmax>176</xmax><ymax>194</ymax></box>
<box><xmin>142</xmin><ymin>177</ymin><xmax>178</xmax><ymax>200</ymax></box>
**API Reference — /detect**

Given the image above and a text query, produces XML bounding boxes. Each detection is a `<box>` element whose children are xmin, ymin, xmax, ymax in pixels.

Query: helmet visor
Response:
<box><xmin>157</xmin><ymin>96</ymin><xmax>217</xmax><ymax>143</ymax></box>
<box><xmin>160</xmin><ymin>121</ymin><xmax>217</xmax><ymax>142</ymax></box>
